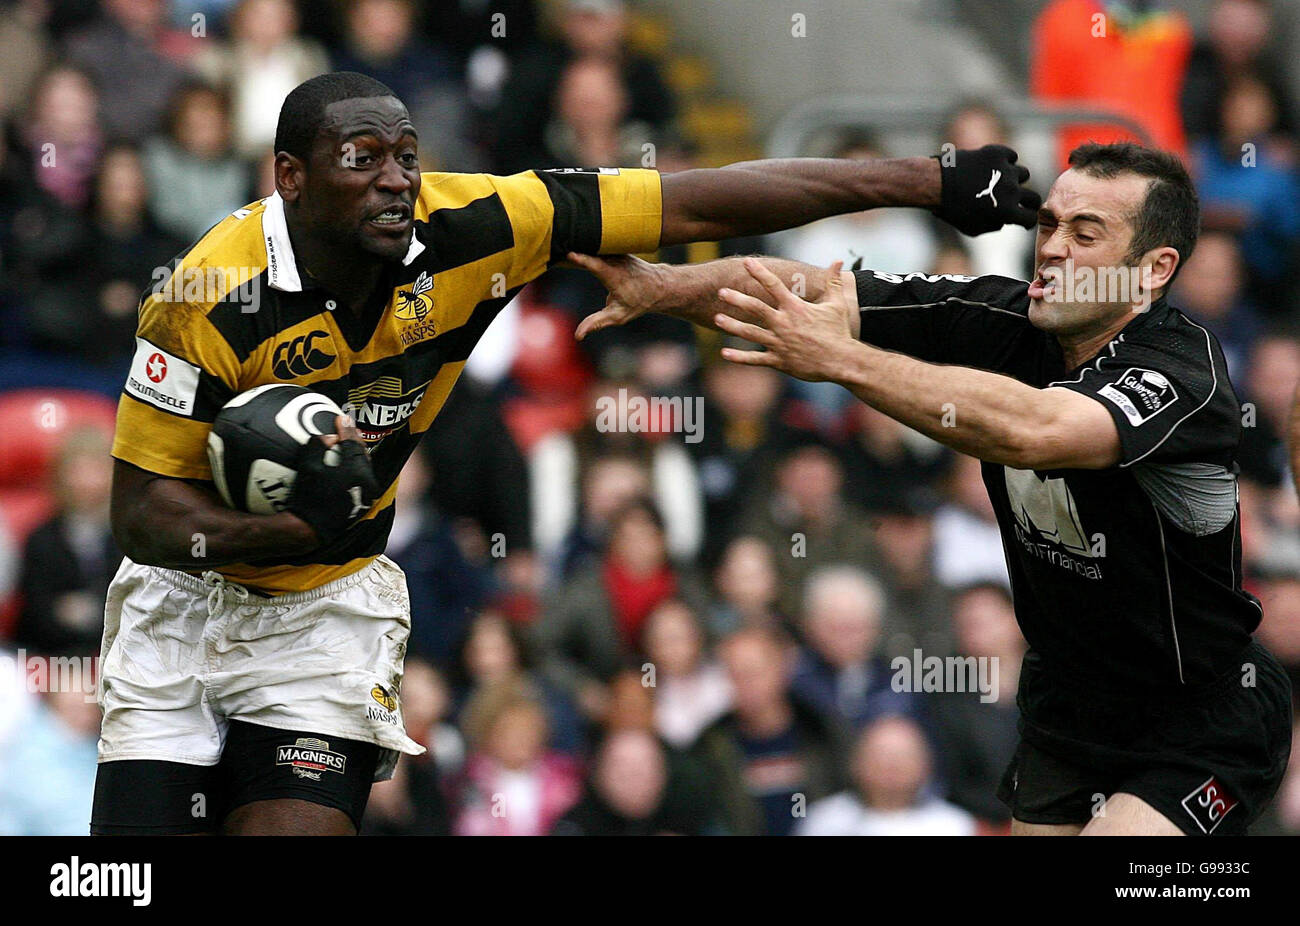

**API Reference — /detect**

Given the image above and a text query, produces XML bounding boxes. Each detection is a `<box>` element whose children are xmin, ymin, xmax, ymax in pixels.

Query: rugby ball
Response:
<box><xmin>206</xmin><ymin>384</ymin><xmax>344</xmax><ymax>514</ymax></box>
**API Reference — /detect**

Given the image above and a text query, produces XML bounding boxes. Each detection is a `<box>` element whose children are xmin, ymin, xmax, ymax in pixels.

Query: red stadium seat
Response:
<box><xmin>0</xmin><ymin>389</ymin><xmax>118</xmax><ymax>494</ymax></box>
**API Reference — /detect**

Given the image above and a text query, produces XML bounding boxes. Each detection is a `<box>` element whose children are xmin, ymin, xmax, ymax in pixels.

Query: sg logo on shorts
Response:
<box><xmin>1181</xmin><ymin>776</ymin><xmax>1238</xmax><ymax>834</ymax></box>
<box><xmin>276</xmin><ymin>736</ymin><xmax>347</xmax><ymax>781</ymax></box>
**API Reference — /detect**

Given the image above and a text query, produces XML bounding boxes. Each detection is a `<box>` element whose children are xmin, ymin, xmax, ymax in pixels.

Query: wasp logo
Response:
<box><xmin>395</xmin><ymin>271</ymin><xmax>435</xmax><ymax>322</ymax></box>
<box><xmin>371</xmin><ymin>684</ymin><xmax>398</xmax><ymax>711</ymax></box>
<box><xmin>272</xmin><ymin>329</ymin><xmax>335</xmax><ymax>379</ymax></box>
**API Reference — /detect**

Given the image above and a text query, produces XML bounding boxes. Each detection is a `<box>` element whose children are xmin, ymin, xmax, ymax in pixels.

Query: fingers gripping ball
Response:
<box><xmin>206</xmin><ymin>384</ymin><xmax>346</xmax><ymax>515</ymax></box>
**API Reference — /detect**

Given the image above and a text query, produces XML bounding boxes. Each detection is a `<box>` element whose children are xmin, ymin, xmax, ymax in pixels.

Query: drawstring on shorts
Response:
<box><xmin>201</xmin><ymin>571</ymin><xmax>250</xmax><ymax>616</ymax></box>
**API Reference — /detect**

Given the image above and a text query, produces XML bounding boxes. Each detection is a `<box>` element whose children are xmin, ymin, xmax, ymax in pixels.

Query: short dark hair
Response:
<box><xmin>273</xmin><ymin>71</ymin><xmax>399</xmax><ymax>160</ymax></box>
<box><xmin>1067</xmin><ymin>141</ymin><xmax>1200</xmax><ymax>283</ymax></box>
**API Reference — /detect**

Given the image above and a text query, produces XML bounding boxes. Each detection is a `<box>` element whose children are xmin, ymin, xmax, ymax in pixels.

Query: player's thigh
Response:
<box><xmin>91</xmin><ymin>759</ymin><xmax>223</xmax><ymax>835</ymax></box>
<box><xmin>217</xmin><ymin>719</ymin><xmax>381</xmax><ymax>835</ymax></box>
<box><xmin>1011</xmin><ymin>817</ymin><xmax>1085</xmax><ymax>836</ymax></box>
<box><xmin>1081</xmin><ymin>792</ymin><xmax>1183</xmax><ymax>836</ymax></box>
<box><xmin>222</xmin><ymin>799</ymin><xmax>358</xmax><ymax>836</ymax></box>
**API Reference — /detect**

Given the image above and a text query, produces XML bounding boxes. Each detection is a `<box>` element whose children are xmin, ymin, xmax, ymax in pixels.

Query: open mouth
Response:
<box><xmin>1029</xmin><ymin>267</ymin><xmax>1062</xmax><ymax>299</ymax></box>
<box><xmin>365</xmin><ymin>204</ymin><xmax>412</xmax><ymax>229</ymax></box>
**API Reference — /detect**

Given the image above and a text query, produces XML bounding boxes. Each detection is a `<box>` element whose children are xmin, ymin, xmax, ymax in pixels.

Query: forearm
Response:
<box><xmin>115</xmin><ymin>478</ymin><xmax>318</xmax><ymax>569</ymax></box>
<box><xmin>660</xmin><ymin>157</ymin><xmax>940</xmax><ymax>245</ymax></box>
<box><xmin>650</xmin><ymin>257</ymin><xmax>835</xmax><ymax>330</ymax></box>
<box><xmin>830</xmin><ymin>340</ymin><xmax>1064</xmax><ymax>469</ymax></box>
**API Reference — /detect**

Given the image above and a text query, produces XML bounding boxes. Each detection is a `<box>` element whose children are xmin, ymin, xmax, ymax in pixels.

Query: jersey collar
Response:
<box><xmin>261</xmin><ymin>192</ymin><xmax>427</xmax><ymax>295</ymax></box>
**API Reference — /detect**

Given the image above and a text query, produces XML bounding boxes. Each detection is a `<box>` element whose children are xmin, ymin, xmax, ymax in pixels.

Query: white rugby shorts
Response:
<box><xmin>97</xmin><ymin>554</ymin><xmax>425</xmax><ymax>780</ymax></box>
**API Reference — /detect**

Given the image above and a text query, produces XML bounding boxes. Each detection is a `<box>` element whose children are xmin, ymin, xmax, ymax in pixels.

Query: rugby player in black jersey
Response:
<box><xmin>573</xmin><ymin>142</ymin><xmax>1292</xmax><ymax>835</ymax></box>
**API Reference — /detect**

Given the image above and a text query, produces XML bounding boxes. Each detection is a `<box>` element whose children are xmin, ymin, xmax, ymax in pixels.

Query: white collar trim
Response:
<box><xmin>262</xmin><ymin>192</ymin><xmax>426</xmax><ymax>295</ymax></box>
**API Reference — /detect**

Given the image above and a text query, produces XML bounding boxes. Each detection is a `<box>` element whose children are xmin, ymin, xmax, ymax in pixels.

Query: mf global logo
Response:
<box><xmin>345</xmin><ymin>376</ymin><xmax>429</xmax><ymax>443</ymax></box>
<box><xmin>1004</xmin><ymin>467</ymin><xmax>1105</xmax><ymax>579</ymax></box>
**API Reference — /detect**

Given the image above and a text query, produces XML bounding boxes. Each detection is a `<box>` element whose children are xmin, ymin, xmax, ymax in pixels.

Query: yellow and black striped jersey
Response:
<box><xmin>111</xmin><ymin>167</ymin><xmax>662</xmax><ymax>593</ymax></box>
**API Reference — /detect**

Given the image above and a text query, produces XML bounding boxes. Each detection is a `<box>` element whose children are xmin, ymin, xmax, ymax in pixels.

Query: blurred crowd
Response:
<box><xmin>3</xmin><ymin>0</ymin><xmax>1300</xmax><ymax>836</ymax></box>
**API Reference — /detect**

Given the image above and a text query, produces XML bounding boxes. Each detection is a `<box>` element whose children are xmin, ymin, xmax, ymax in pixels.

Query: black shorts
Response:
<box><xmin>90</xmin><ymin>720</ymin><xmax>381</xmax><ymax>835</ymax></box>
<box><xmin>997</xmin><ymin>640</ymin><xmax>1293</xmax><ymax>835</ymax></box>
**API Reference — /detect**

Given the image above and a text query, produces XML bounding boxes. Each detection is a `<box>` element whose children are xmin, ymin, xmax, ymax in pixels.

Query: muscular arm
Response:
<box><xmin>569</xmin><ymin>252</ymin><xmax>861</xmax><ymax>338</ymax></box>
<box><xmin>111</xmin><ymin>460</ymin><xmax>318</xmax><ymax>569</ymax></box>
<box><xmin>713</xmin><ymin>260</ymin><xmax>1121</xmax><ymax>471</ymax></box>
<box><xmin>659</xmin><ymin>157</ymin><xmax>940</xmax><ymax>246</ymax></box>
<box><xmin>830</xmin><ymin>343</ymin><xmax>1121</xmax><ymax>470</ymax></box>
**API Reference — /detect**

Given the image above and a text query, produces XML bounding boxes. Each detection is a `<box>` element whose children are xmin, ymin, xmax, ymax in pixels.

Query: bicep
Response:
<box><xmin>1038</xmin><ymin>388</ymin><xmax>1122</xmax><ymax>470</ymax></box>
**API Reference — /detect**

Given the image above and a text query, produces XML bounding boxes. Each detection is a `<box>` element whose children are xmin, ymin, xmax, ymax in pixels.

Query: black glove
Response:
<box><xmin>287</xmin><ymin>436</ymin><xmax>380</xmax><ymax>546</ymax></box>
<box><xmin>933</xmin><ymin>144</ymin><xmax>1042</xmax><ymax>237</ymax></box>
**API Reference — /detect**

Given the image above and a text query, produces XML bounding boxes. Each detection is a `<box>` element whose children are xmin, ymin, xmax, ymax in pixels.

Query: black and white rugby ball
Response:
<box><xmin>206</xmin><ymin>384</ymin><xmax>344</xmax><ymax>514</ymax></box>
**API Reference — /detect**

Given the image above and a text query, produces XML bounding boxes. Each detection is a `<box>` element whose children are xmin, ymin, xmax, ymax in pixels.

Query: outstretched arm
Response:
<box><xmin>567</xmin><ymin>251</ymin><xmax>859</xmax><ymax>339</ymax></box>
<box><xmin>658</xmin><ymin>144</ymin><xmax>1040</xmax><ymax>245</ymax></box>
<box><xmin>712</xmin><ymin>259</ymin><xmax>1120</xmax><ymax>471</ymax></box>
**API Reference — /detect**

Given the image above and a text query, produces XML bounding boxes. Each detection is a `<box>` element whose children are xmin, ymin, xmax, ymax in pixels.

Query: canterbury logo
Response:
<box><xmin>273</xmin><ymin>330</ymin><xmax>335</xmax><ymax>378</ymax></box>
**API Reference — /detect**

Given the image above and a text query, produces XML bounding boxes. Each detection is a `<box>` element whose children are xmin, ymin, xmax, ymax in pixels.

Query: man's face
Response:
<box><xmin>1029</xmin><ymin>168</ymin><xmax>1151</xmax><ymax>336</ymax></box>
<box><xmin>284</xmin><ymin>95</ymin><xmax>422</xmax><ymax>263</ymax></box>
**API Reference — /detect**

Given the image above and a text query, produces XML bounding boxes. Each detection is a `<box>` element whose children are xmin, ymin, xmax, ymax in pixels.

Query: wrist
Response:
<box><xmin>900</xmin><ymin>156</ymin><xmax>942</xmax><ymax>210</ymax></box>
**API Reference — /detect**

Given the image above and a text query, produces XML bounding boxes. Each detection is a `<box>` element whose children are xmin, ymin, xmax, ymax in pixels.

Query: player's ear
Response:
<box><xmin>1142</xmin><ymin>246</ymin><xmax>1180</xmax><ymax>297</ymax></box>
<box><xmin>274</xmin><ymin>152</ymin><xmax>305</xmax><ymax>203</ymax></box>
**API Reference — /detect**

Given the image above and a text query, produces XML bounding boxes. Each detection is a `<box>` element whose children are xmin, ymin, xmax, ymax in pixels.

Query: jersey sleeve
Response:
<box><xmin>490</xmin><ymin>168</ymin><xmax>662</xmax><ymax>286</ymax></box>
<box><xmin>853</xmin><ymin>269</ymin><xmax>1034</xmax><ymax>369</ymax></box>
<box><xmin>1048</xmin><ymin>325</ymin><xmax>1238</xmax><ymax>467</ymax></box>
<box><xmin>111</xmin><ymin>291</ymin><xmax>242</xmax><ymax>480</ymax></box>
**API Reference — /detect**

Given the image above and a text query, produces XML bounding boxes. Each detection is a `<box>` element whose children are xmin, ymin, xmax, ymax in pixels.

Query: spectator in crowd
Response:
<box><xmin>457</xmin><ymin>610</ymin><xmax>582</xmax><ymax>756</ymax></box>
<box><xmin>1031</xmin><ymin>0</ymin><xmax>1193</xmax><ymax>164</ymax></box>
<box><xmin>836</xmin><ymin>402</ymin><xmax>951</xmax><ymax>516</ymax></box>
<box><xmin>143</xmin><ymin>82</ymin><xmax>251</xmax><ymax>242</ymax></box>
<box><xmin>536</xmin><ymin>498</ymin><xmax>709</xmax><ymax>709</ymax></box>
<box><xmin>530</xmin><ymin>378</ymin><xmax>703</xmax><ymax>577</ymax></box>
<box><xmin>868</xmin><ymin>492</ymin><xmax>954</xmax><ymax>660</ymax></box>
<box><xmin>553</xmin><ymin>727</ymin><xmax>716</xmax><ymax>835</ymax></box>
<box><xmin>1190</xmin><ymin>74</ymin><xmax>1300</xmax><ymax>309</ymax></box>
<box><xmin>16</xmin><ymin>428</ymin><xmax>118</xmax><ymax>656</ymax></box>
<box><xmin>542</xmin><ymin>56</ymin><xmax>654</xmax><ymax>169</ymax></box>
<box><xmin>1254</xmin><ymin>569</ymin><xmax>1300</xmax><ymax>697</ymax></box>
<box><xmin>932</xmin><ymin>453</ymin><xmax>1010</xmax><ymax>589</ymax></box>
<box><xmin>401</xmin><ymin>656</ymin><xmax>465</xmax><ymax>775</ymax></box>
<box><xmin>0</xmin><ymin>683</ymin><xmax>100</xmax><ymax>835</ymax></box>
<box><xmin>688</xmin><ymin>347</ymin><xmax>814</xmax><ymax>565</ymax></box>
<box><xmin>83</xmin><ymin>142</ymin><xmax>188</xmax><ymax>369</ymax></box>
<box><xmin>1238</xmin><ymin>333</ymin><xmax>1300</xmax><ymax>513</ymax></box>
<box><xmin>193</xmin><ymin>0</ymin><xmax>329</xmax><ymax>159</ymax></box>
<box><xmin>790</xmin><ymin>566</ymin><xmax>925</xmax><ymax>731</ymax></box>
<box><xmin>491</xmin><ymin>0</ymin><xmax>676</xmax><ymax>174</ymax></box>
<box><xmin>386</xmin><ymin>452</ymin><xmax>492</xmax><ymax>666</ymax></box>
<box><xmin>796</xmin><ymin>716</ymin><xmax>977</xmax><ymax>836</ymax></box>
<box><xmin>738</xmin><ymin>438</ymin><xmax>879</xmax><ymax>619</ymax></box>
<box><xmin>934</xmin><ymin>99</ymin><xmax>1036</xmax><ymax>279</ymax></box>
<box><xmin>453</xmin><ymin>686</ymin><xmax>582</xmax><ymax>836</ymax></box>
<box><xmin>0</xmin><ymin>0</ymin><xmax>53</xmax><ymax>120</ymax></box>
<box><xmin>1172</xmin><ymin>228</ymin><xmax>1262</xmax><ymax>381</ymax></box>
<box><xmin>18</xmin><ymin>64</ymin><xmax>102</xmax><ymax>212</ymax></box>
<box><xmin>419</xmin><ymin>376</ymin><xmax>534</xmax><ymax>583</ymax></box>
<box><xmin>62</xmin><ymin>0</ymin><xmax>188</xmax><ymax>141</ymax></box>
<box><xmin>330</xmin><ymin>0</ymin><xmax>480</xmax><ymax>170</ymax></box>
<box><xmin>1181</xmin><ymin>0</ymin><xmax>1297</xmax><ymax>148</ymax></box>
<box><xmin>707</xmin><ymin>535</ymin><xmax>784</xmax><ymax>635</ymax></box>
<box><xmin>929</xmin><ymin>582</ymin><xmax>1024</xmax><ymax>828</ymax></box>
<box><xmin>643</xmin><ymin>598</ymin><xmax>732</xmax><ymax>749</ymax></box>
<box><xmin>692</xmin><ymin>627</ymin><xmax>845</xmax><ymax>836</ymax></box>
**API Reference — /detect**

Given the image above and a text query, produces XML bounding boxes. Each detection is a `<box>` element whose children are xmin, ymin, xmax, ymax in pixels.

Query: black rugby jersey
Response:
<box><xmin>111</xmin><ymin>168</ymin><xmax>662</xmax><ymax>592</ymax></box>
<box><xmin>853</xmin><ymin>269</ymin><xmax>1259</xmax><ymax>693</ymax></box>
